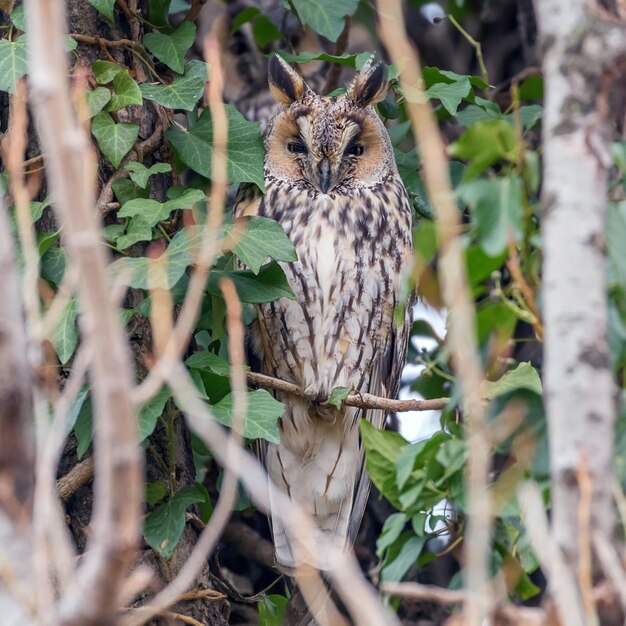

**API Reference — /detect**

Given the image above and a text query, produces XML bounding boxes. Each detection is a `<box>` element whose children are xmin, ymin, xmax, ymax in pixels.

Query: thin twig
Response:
<box><xmin>382</xmin><ymin>582</ymin><xmax>466</xmax><ymax>604</ymax></box>
<box><xmin>245</xmin><ymin>371</ymin><xmax>449</xmax><ymax>412</ymax></box>
<box><xmin>56</xmin><ymin>457</ymin><xmax>96</xmax><ymax>503</ymax></box>
<box><xmin>378</xmin><ymin>3</ymin><xmax>490</xmax><ymax>625</ymax></box>
<box><xmin>447</xmin><ymin>13</ymin><xmax>489</xmax><ymax>86</ymax></box>
<box><xmin>518</xmin><ymin>481</ymin><xmax>584</xmax><ymax>626</ymax></box>
<box><xmin>25</xmin><ymin>1</ymin><xmax>143</xmax><ymax>623</ymax></box>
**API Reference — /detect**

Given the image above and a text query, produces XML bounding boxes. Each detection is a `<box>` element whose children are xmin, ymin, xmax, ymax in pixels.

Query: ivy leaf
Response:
<box><xmin>125</xmin><ymin>161</ymin><xmax>172</xmax><ymax>188</ymax></box>
<box><xmin>115</xmin><ymin>216</ymin><xmax>153</xmax><ymax>249</ymax></box>
<box><xmin>139</xmin><ymin>59</ymin><xmax>207</xmax><ymax>111</ymax></box>
<box><xmin>92</xmin><ymin>60</ymin><xmax>123</xmax><ymax>84</ymax></box>
<box><xmin>166</xmin><ymin>105</ymin><xmax>265</xmax><ymax>189</ymax></box>
<box><xmin>376</xmin><ymin>512</ymin><xmax>408</xmax><ymax>559</ymax></box>
<box><xmin>52</xmin><ymin>298</ymin><xmax>79</xmax><ymax>365</ymax></box>
<box><xmin>258</xmin><ymin>595</ymin><xmax>289</xmax><ymax>626</ymax></box>
<box><xmin>91</xmin><ymin>112</ymin><xmax>139</xmax><ymax>167</ymax></box>
<box><xmin>481</xmin><ymin>362</ymin><xmax>542</xmax><ymax>401</ymax></box>
<box><xmin>449</xmin><ymin>119</ymin><xmax>516</xmax><ymax>180</ymax></box>
<box><xmin>226</xmin><ymin>216</ymin><xmax>297</xmax><ymax>274</ymax></box>
<box><xmin>208</xmin><ymin>263</ymin><xmax>295</xmax><ymax>304</ymax></box>
<box><xmin>381</xmin><ymin>535</ymin><xmax>426</xmax><ymax>582</ymax></box>
<box><xmin>85</xmin><ymin>87</ymin><xmax>112</xmax><ymax>118</ymax></box>
<box><xmin>327</xmin><ymin>386</ymin><xmax>352</xmax><ymax>410</ymax></box>
<box><xmin>290</xmin><ymin>0</ymin><xmax>359</xmax><ymax>42</ymax></box>
<box><xmin>146</xmin><ymin>481</ymin><xmax>168</xmax><ymax>506</ymax></box>
<box><xmin>9</xmin><ymin>5</ymin><xmax>26</xmax><ymax>31</ymax></box>
<box><xmin>138</xmin><ymin>386</ymin><xmax>172</xmax><ymax>440</ymax></box>
<box><xmin>457</xmin><ymin>175</ymin><xmax>524</xmax><ymax>257</ymax></box>
<box><xmin>0</xmin><ymin>36</ymin><xmax>28</xmax><ymax>94</ymax></box>
<box><xmin>89</xmin><ymin>0</ymin><xmax>116</xmax><ymax>21</ymax></box>
<box><xmin>360</xmin><ymin>420</ymin><xmax>408</xmax><ymax>510</ymax></box>
<box><xmin>425</xmin><ymin>77</ymin><xmax>471</xmax><ymax>115</ymax></box>
<box><xmin>74</xmin><ymin>395</ymin><xmax>93</xmax><ymax>459</ymax></box>
<box><xmin>144</xmin><ymin>21</ymin><xmax>196</xmax><ymax>74</ymax></box>
<box><xmin>118</xmin><ymin>188</ymin><xmax>205</xmax><ymax>227</ymax></box>
<box><xmin>208</xmin><ymin>389</ymin><xmax>284</xmax><ymax>443</ymax></box>
<box><xmin>107</xmin><ymin>70</ymin><xmax>143</xmax><ymax>111</ymax></box>
<box><xmin>144</xmin><ymin>484</ymin><xmax>207</xmax><ymax>558</ymax></box>
<box><xmin>65</xmin><ymin>386</ymin><xmax>90</xmax><ymax>435</ymax></box>
<box><xmin>185</xmin><ymin>351</ymin><xmax>232</xmax><ymax>377</ymax></box>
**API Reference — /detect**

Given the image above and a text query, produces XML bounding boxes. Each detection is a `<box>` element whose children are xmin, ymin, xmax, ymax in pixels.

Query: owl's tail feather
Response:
<box><xmin>266</xmin><ymin>416</ymin><xmax>360</xmax><ymax>572</ymax></box>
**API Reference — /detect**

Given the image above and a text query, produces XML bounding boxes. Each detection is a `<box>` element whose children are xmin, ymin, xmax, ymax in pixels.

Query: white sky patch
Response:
<box><xmin>399</xmin><ymin>303</ymin><xmax>447</xmax><ymax>442</ymax></box>
<box><xmin>420</xmin><ymin>2</ymin><xmax>446</xmax><ymax>24</ymax></box>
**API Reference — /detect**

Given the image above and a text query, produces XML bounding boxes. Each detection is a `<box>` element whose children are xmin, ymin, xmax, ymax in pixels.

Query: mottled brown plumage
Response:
<box><xmin>234</xmin><ymin>54</ymin><xmax>414</xmax><ymax>571</ymax></box>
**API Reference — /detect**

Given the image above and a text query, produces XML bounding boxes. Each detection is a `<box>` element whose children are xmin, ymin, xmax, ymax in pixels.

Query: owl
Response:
<box><xmin>234</xmin><ymin>54</ymin><xmax>414</xmax><ymax>571</ymax></box>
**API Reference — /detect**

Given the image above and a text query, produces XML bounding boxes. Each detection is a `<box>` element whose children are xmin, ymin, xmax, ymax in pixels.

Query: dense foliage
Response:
<box><xmin>1</xmin><ymin>0</ymin><xmax>626</xmax><ymax>623</ymax></box>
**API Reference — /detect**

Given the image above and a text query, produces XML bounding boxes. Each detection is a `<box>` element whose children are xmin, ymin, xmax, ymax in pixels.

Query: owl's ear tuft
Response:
<box><xmin>268</xmin><ymin>54</ymin><xmax>309</xmax><ymax>105</ymax></box>
<box><xmin>347</xmin><ymin>56</ymin><xmax>388</xmax><ymax>107</ymax></box>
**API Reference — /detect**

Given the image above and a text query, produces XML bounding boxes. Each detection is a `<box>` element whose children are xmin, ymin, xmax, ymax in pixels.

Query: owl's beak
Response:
<box><xmin>318</xmin><ymin>157</ymin><xmax>332</xmax><ymax>193</ymax></box>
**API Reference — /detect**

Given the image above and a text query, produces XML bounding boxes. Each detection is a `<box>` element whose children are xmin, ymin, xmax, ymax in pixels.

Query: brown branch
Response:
<box><xmin>184</xmin><ymin>0</ymin><xmax>207</xmax><ymax>22</ymax></box>
<box><xmin>245</xmin><ymin>371</ymin><xmax>449</xmax><ymax>413</ymax></box>
<box><xmin>323</xmin><ymin>18</ymin><xmax>351</xmax><ymax>95</ymax></box>
<box><xmin>70</xmin><ymin>33</ymin><xmax>136</xmax><ymax>48</ymax></box>
<box><xmin>382</xmin><ymin>582</ymin><xmax>466</xmax><ymax>605</ymax></box>
<box><xmin>24</xmin><ymin>1</ymin><xmax>143</xmax><ymax>624</ymax></box>
<box><xmin>56</xmin><ymin>457</ymin><xmax>95</xmax><ymax>503</ymax></box>
<box><xmin>378</xmin><ymin>3</ymin><xmax>490</xmax><ymax>625</ymax></box>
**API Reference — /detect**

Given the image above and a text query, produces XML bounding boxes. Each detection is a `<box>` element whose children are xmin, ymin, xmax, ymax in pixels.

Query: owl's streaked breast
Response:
<box><xmin>254</xmin><ymin>176</ymin><xmax>412</xmax><ymax>401</ymax></box>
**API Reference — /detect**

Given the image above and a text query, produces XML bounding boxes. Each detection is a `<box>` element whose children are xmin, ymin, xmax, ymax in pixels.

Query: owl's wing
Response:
<box><xmin>348</xmin><ymin>296</ymin><xmax>415</xmax><ymax>543</ymax></box>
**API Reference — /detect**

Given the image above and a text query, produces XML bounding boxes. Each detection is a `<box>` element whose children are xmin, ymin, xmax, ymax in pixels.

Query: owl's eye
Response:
<box><xmin>287</xmin><ymin>141</ymin><xmax>307</xmax><ymax>154</ymax></box>
<box><xmin>346</xmin><ymin>144</ymin><xmax>365</xmax><ymax>157</ymax></box>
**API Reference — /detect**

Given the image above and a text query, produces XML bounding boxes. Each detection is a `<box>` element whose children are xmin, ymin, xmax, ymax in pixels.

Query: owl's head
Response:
<box><xmin>263</xmin><ymin>54</ymin><xmax>396</xmax><ymax>194</ymax></box>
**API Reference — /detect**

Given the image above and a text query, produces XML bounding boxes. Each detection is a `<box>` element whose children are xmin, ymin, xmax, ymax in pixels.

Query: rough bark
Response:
<box><xmin>535</xmin><ymin>0</ymin><xmax>626</xmax><ymax>572</ymax></box>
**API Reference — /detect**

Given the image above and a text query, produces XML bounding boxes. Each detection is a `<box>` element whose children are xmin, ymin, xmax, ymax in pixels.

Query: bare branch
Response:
<box><xmin>24</xmin><ymin>1</ymin><xmax>143</xmax><ymax>623</ymax></box>
<box><xmin>245</xmin><ymin>371</ymin><xmax>449</xmax><ymax>412</ymax></box>
<box><xmin>378</xmin><ymin>2</ymin><xmax>490</xmax><ymax>624</ymax></box>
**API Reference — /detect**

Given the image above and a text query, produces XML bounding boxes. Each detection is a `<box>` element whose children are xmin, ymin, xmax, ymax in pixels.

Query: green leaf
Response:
<box><xmin>226</xmin><ymin>216</ymin><xmax>297</xmax><ymax>274</ymax></box>
<box><xmin>449</xmin><ymin>119</ymin><xmax>517</xmax><ymax>181</ymax></box>
<box><xmin>608</xmin><ymin>201</ymin><xmax>626</xmax><ymax>290</ymax></box>
<box><xmin>360</xmin><ymin>420</ymin><xmax>408</xmax><ymax>509</ymax></box>
<box><xmin>457</xmin><ymin>175</ymin><xmax>524</xmax><ymax>257</ymax></box>
<box><xmin>208</xmin><ymin>263</ymin><xmax>295</xmax><ymax>304</ymax></box>
<box><xmin>165</xmin><ymin>105</ymin><xmax>265</xmax><ymax>189</ymax></box>
<box><xmin>327</xmin><ymin>386</ymin><xmax>351</xmax><ymax>410</ymax></box>
<box><xmin>9</xmin><ymin>5</ymin><xmax>26</xmax><ymax>31</ymax></box>
<box><xmin>291</xmin><ymin>0</ymin><xmax>359</xmax><ymax>42</ymax></box>
<box><xmin>74</xmin><ymin>395</ymin><xmax>93</xmax><ymax>459</ymax></box>
<box><xmin>146</xmin><ymin>481</ymin><xmax>168</xmax><ymax>506</ymax></box>
<box><xmin>52</xmin><ymin>298</ymin><xmax>79</xmax><ymax>365</ymax></box>
<box><xmin>118</xmin><ymin>188</ymin><xmax>205</xmax><ymax>228</ymax></box>
<box><xmin>85</xmin><ymin>87</ymin><xmax>112</xmax><ymax>117</ymax></box>
<box><xmin>92</xmin><ymin>60</ymin><xmax>123</xmax><ymax>84</ymax></box>
<box><xmin>144</xmin><ymin>484</ymin><xmax>207</xmax><ymax>558</ymax></box>
<box><xmin>91</xmin><ymin>112</ymin><xmax>139</xmax><ymax>167</ymax></box>
<box><xmin>0</xmin><ymin>36</ymin><xmax>28</xmax><ymax>94</ymax></box>
<box><xmin>258</xmin><ymin>594</ymin><xmax>289</xmax><ymax>626</ymax></box>
<box><xmin>138</xmin><ymin>386</ymin><xmax>172</xmax><ymax>440</ymax></box>
<box><xmin>185</xmin><ymin>351</ymin><xmax>231</xmax><ymax>377</ymax></box>
<box><xmin>381</xmin><ymin>535</ymin><xmax>426</xmax><ymax>582</ymax></box>
<box><xmin>376</xmin><ymin>512</ymin><xmax>407</xmax><ymax>558</ymax></box>
<box><xmin>209</xmin><ymin>389</ymin><xmax>284</xmax><ymax>443</ymax></box>
<box><xmin>89</xmin><ymin>0</ymin><xmax>116</xmax><ymax>21</ymax></box>
<box><xmin>250</xmin><ymin>15</ymin><xmax>282</xmax><ymax>48</ymax></box>
<box><xmin>115</xmin><ymin>216</ymin><xmax>153</xmax><ymax>249</ymax></box>
<box><xmin>481</xmin><ymin>362</ymin><xmax>542</xmax><ymax>400</ymax></box>
<box><xmin>230</xmin><ymin>7</ymin><xmax>261</xmax><ymax>33</ymax></box>
<box><xmin>107</xmin><ymin>70</ymin><xmax>143</xmax><ymax>111</ymax></box>
<box><xmin>425</xmin><ymin>77</ymin><xmax>471</xmax><ymax>115</ymax></box>
<box><xmin>125</xmin><ymin>161</ymin><xmax>172</xmax><ymax>188</ymax></box>
<box><xmin>144</xmin><ymin>21</ymin><xmax>196</xmax><ymax>74</ymax></box>
<box><xmin>139</xmin><ymin>59</ymin><xmax>207</xmax><ymax>111</ymax></box>
<box><xmin>65</xmin><ymin>386</ymin><xmax>90</xmax><ymax>435</ymax></box>
<box><xmin>423</xmin><ymin>66</ymin><xmax>488</xmax><ymax>91</ymax></box>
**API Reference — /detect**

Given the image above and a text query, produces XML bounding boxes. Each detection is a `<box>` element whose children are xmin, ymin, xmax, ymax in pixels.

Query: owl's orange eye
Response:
<box><xmin>346</xmin><ymin>144</ymin><xmax>364</xmax><ymax>156</ymax></box>
<box><xmin>288</xmin><ymin>141</ymin><xmax>307</xmax><ymax>154</ymax></box>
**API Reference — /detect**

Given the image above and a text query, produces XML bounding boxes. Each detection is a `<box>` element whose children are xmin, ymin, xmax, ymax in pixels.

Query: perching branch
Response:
<box><xmin>245</xmin><ymin>371</ymin><xmax>449</xmax><ymax>412</ymax></box>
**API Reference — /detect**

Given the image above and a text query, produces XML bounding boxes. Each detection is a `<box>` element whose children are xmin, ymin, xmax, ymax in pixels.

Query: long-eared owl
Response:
<box><xmin>234</xmin><ymin>54</ymin><xmax>414</xmax><ymax>571</ymax></box>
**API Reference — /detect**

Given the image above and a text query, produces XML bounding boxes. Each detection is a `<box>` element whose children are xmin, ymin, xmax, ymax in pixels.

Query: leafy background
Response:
<box><xmin>1</xmin><ymin>0</ymin><xmax>625</xmax><ymax>624</ymax></box>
